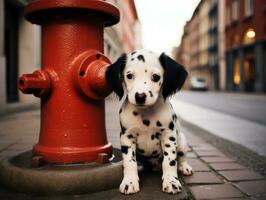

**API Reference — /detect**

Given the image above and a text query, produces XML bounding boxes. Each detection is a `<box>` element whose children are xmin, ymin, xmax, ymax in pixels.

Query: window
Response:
<box><xmin>231</xmin><ymin>0</ymin><xmax>239</xmax><ymax>22</ymax></box>
<box><xmin>243</xmin><ymin>28</ymin><xmax>256</xmax><ymax>44</ymax></box>
<box><xmin>233</xmin><ymin>58</ymin><xmax>240</xmax><ymax>85</ymax></box>
<box><xmin>245</xmin><ymin>0</ymin><xmax>253</xmax><ymax>17</ymax></box>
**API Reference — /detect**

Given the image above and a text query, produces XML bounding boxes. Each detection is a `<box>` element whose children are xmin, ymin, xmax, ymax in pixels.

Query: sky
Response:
<box><xmin>134</xmin><ymin>0</ymin><xmax>200</xmax><ymax>55</ymax></box>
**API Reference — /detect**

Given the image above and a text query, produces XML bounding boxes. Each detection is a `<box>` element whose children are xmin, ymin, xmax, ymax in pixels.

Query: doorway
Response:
<box><xmin>243</xmin><ymin>54</ymin><xmax>255</xmax><ymax>92</ymax></box>
<box><xmin>4</xmin><ymin>0</ymin><xmax>22</xmax><ymax>102</ymax></box>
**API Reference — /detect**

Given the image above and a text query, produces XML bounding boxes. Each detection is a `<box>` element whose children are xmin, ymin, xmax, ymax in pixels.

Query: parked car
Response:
<box><xmin>189</xmin><ymin>77</ymin><xmax>208</xmax><ymax>91</ymax></box>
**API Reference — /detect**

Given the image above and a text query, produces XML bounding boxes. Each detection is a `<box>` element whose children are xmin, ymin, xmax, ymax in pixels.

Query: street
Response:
<box><xmin>172</xmin><ymin>91</ymin><xmax>266</xmax><ymax>157</ymax></box>
<box><xmin>176</xmin><ymin>91</ymin><xmax>266</xmax><ymax>125</ymax></box>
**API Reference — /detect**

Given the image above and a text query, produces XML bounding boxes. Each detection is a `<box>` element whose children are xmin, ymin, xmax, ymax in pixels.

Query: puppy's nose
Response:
<box><xmin>135</xmin><ymin>92</ymin><xmax>146</xmax><ymax>104</ymax></box>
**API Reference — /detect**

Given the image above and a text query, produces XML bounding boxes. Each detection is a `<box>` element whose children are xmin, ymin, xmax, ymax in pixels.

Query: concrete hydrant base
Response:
<box><xmin>0</xmin><ymin>149</ymin><xmax>123</xmax><ymax>195</ymax></box>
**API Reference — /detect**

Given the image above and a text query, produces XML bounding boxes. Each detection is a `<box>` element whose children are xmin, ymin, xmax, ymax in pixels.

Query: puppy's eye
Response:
<box><xmin>126</xmin><ymin>73</ymin><xmax>134</xmax><ymax>80</ymax></box>
<box><xmin>151</xmin><ymin>74</ymin><xmax>161</xmax><ymax>82</ymax></box>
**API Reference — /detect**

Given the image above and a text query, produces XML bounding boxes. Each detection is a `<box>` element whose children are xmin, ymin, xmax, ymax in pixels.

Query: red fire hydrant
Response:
<box><xmin>18</xmin><ymin>0</ymin><xmax>120</xmax><ymax>164</ymax></box>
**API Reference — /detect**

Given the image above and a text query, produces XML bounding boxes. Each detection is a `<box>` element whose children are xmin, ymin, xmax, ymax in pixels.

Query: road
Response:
<box><xmin>175</xmin><ymin>91</ymin><xmax>266</xmax><ymax>125</ymax></box>
<box><xmin>173</xmin><ymin>91</ymin><xmax>266</xmax><ymax>157</ymax></box>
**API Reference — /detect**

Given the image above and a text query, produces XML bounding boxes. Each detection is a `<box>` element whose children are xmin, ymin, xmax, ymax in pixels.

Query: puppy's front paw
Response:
<box><xmin>119</xmin><ymin>176</ymin><xmax>140</xmax><ymax>195</ymax></box>
<box><xmin>162</xmin><ymin>175</ymin><xmax>182</xmax><ymax>194</ymax></box>
<box><xmin>179</xmin><ymin>162</ymin><xmax>193</xmax><ymax>176</ymax></box>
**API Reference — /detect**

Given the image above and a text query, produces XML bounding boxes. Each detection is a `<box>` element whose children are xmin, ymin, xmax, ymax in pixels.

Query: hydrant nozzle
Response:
<box><xmin>18</xmin><ymin>70</ymin><xmax>50</xmax><ymax>97</ymax></box>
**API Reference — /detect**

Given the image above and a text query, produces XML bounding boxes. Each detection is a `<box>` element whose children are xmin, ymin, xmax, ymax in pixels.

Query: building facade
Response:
<box><xmin>0</xmin><ymin>0</ymin><xmax>142</xmax><ymax>114</ymax></box>
<box><xmin>0</xmin><ymin>0</ymin><xmax>41</xmax><ymax>114</ymax></box>
<box><xmin>225</xmin><ymin>0</ymin><xmax>266</xmax><ymax>92</ymax></box>
<box><xmin>176</xmin><ymin>0</ymin><xmax>214</xmax><ymax>90</ymax></box>
<box><xmin>175</xmin><ymin>0</ymin><xmax>228</xmax><ymax>92</ymax></box>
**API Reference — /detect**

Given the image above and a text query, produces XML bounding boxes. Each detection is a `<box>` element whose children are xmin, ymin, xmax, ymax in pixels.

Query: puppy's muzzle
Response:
<box><xmin>135</xmin><ymin>92</ymin><xmax>146</xmax><ymax>105</ymax></box>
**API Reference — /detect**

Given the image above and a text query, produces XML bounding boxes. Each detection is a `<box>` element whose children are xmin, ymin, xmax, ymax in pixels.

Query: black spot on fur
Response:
<box><xmin>143</xmin><ymin>119</ymin><xmax>150</xmax><ymax>126</ymax></box>
<box><xmin>169</xmin><ymin>136</ymin><xmax>176</xmax><ymax>141</ymax></box>
<box><xmin>151</xmin><ymin>134</ymin><xmax>155</xmax><ymax>140</ymax></box>
<box><xmin>131</xmin><ymin>51</ymin><xmax>136</xmax><ymax>56</ymax></box>
<box><xmin>156</xmin><ymin>120</ymin><xmax>162</xmax><ymax>127</ymax></box>
<box><xmin>127</xmin><ymin>134</ymin><xmax>134</xmax><ymax>139</ymax></box>
<box><xmin>131</xmin><ymin>58</ymin><xmax>134</xmax><ymax>61</ymax></box>
<box><xmin>155</xmin><ymin>132</ymin><xmax>161</xmax><ymax>139</ymax></box>
<box><xmin>132</xmin><ymin>151</ymin><xmax>135</xmax><ymax>157</ymax></box>
<box><xmin>133</xmin><ymin>111</ymin><xmax>138</xmax><ymax>116</ymax></box>
<box><xmin>121</xmin><ymin>146</ymin><xmax>129</xmax><ymax>154</ymax></box>
<box><xmin>164</xmin><ymin>151</ymin><xmax>168</xmax><ymax>156</ymax></box>
<box><xmin>172</xmin><ymin>113</ymin><xmax>177</xmax><ymax>121</ymax></box>
<box><xmin>138</xmin><ymin>148</ymin><xmax>145</xmax><ymax>154</ymax></box>
<box><xmin>145</xmin><ymin>69</ymin><xmax>147</xmax><ymax>73</ymax></box>
<box><xmin>152</xmin><ymin>150</ymin><xmax>157</xmax><ymax>155</ymax></box>
<box><xmin>169</xmin><ymin>121</ymin><xmax>174</xmax><ymax>130</ymax></box>
<box><xmin>161</xmin><ymin>128</ymin><xmax>165</xmax><ymax>132</ymax></box>
<box><xmin>119</xmin><ymin>108</ymin><xmax>122</xmax><ymax>114</ymax></box>
<box><xmin>177</xmin><ymin>151</ymin><xmax>184</xmax><ymax>157</ymax></box>
<box><xmin>153</xmin><ymin>154</ymin><xmax>160</xmax><ymax>158</ymax></box>
<box><xmin>169</xmin><ymin>160</ymin><xmax>176</xmax><ymax>166</ymax></box>
<box><xmin>165</xmin><ymin>144</ymin><xmax>170</xmax><ymax>148</ymax></box>
<box><xmin>172</xmin><ymin>151</ymin><xmax>176</xmax><ymax>154</ymax></box>
<box><xmin>144</xmin><ymin>82</ymin><xmax>147</xmax><ymax>84</ymax></box>
<box><xmin>149</xmin><ymin>91</ymin><xmax>153</xmax><ymax>97</ymax></box>
<box><xmin>120</xmin><ymin>123</ymin><xmax>126</xmax><ymax>134</ymax></box>
<box><xmin>137</xmin><ymin>54</ymin><xmax>145</xmax><ymax>62</ymax></box>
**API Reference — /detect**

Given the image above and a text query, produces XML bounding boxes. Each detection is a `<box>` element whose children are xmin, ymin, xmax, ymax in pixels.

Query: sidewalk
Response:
<box><xmin>0</xmin><ymin>98</ymin><xmax>265</xmax><ymax>199</ymax></box>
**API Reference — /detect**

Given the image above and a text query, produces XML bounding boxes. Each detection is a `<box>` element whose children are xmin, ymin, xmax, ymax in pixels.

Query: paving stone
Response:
<box><xmin>184</xmin><ymin>172</ymin><xmax>222</xmax><ymax>184</ymax></box>
<box><xmin>192</xmin><ymin>145</ymin><xmax>218</xmax><ymax>151</ymax></box>
<box><xmin>236</xmin><ymin>180</ymin><xmax>266</xmax><ymax>196</ymax></box>
<box><xmin>219</xmin><ymin>169</ymin><xmax>264</xmax><ymax>181</ymax></box>
<box><xmin>201</xmin><ymin>156</ymin><xmax>235</xmax><ymax>163</ymax></box>
<box><xmin>252</xmin><ymin>196</ymin><xmax>266</xmax><ymax>200</ymax></box>
<box><xmin>187</xmin><ymin>152</ymin><xmax>197</xmax><ymax>158</ymax></box>
<box><xmin>195</xmin><ymin>150</ymin><xmax>226</xmax><ymax>157</ymax></box>
<box><xmin>190</xmin><ymin>183</ymin><xmax>244</xmax><ymax>199</ymax></box>
<box><xmin>189</xmin><ymin>141</ymin><xmax>208</xmax><ymax>147</ymax></box>
<box><xmin>187</xmin><ymin>158</ymin><xmax>210</xmax><ymax>171</ymax></box>
<box><xmin>210</xmin><ymin>162</ymin><xmax>246</xmax><ymax>171</ymax></box>
<box><xmin>213</xmin><ymin>198</ymin><xmax>247</xmax><ymax>200</ymax></box>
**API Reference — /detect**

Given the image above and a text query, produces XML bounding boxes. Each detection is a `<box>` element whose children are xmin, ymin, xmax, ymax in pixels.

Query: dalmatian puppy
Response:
<box><xmin>106</xmin><ymin>49</ymin><xmax>193</xmax><ymax>195</ymax></box>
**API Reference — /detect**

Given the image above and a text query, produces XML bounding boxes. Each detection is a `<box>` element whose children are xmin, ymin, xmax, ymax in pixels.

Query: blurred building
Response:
<box><xmin>105</xmin><ymin>0</ymin><xmax>142</xmax><ymax>62</ymax></box>
<box><xmin>225</xmin><ymin>0</ymin><xmax>266</xmax><ymax>92</ymax></box>
<box><xmin>176</xmin><ymin>0</ymin><xmax>213</xmax><ymax>89</ymax></box>
<box><xmin>0</xmin><ymin>0</ymin><xmax>142</xmax><ymax>114</ymax></box>
<box><xmin>0</xmin><ymin>0</ymin><xmax>41</xmax><ymax>114</ymax></box>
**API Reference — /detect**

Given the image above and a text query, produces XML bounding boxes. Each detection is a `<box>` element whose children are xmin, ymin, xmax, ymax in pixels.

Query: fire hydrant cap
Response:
<box><xmin>24</xmin><ymin>0</ymin><xmax>120</xmax><ymax>26</ymax></box>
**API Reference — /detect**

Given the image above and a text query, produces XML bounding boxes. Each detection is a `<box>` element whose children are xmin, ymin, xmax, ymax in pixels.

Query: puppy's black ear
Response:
<box><xmin>106</xmin><ymin>54</ymin><xmax>127</xmax><ymax>100</ymax></box>
<box><xmin>159</xmin><ymin>53</ymin><xmax>188</xmax><ymax>99</ymax></box>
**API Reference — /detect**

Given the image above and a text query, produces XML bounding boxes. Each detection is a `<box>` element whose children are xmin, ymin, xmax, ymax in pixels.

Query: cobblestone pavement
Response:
<box><xmin>0</xmin><ymin>98</ymin><xmax>266</xmax><ymax>199</ymax></box>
